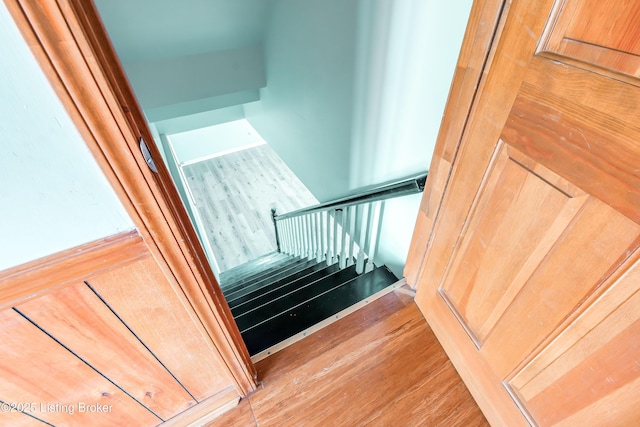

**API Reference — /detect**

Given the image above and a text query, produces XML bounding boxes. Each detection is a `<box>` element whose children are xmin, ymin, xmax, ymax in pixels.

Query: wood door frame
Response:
<box><xmin>4</xmin><ymin>0</ymin><xmax>256</xmax><ymax>395</ymax></box>
<box><xmin>404</xmin><ymin>0</ymin><xmax>508</xmax><ymax>287</ymax></box>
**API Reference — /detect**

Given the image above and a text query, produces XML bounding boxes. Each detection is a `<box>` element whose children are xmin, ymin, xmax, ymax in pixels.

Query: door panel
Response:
<box><xmin>508</xmin><ymin>256</ymin><xmax>640</xmax><ymax>426</ymax></box>
<box><xmin>414</xmin><ymin>0</ymin><xmax>640</xmax><ymax>424</ymax></box>
<box><xmin>542</xmin><ymin>0</ymin><xmax>640</xmax><ymax>77</ymax></box>
<box><xmin>479</xmin><ymin>197</ymin><xmax>639</xmax><ymax>377</ymax></box>
<box><xmin>441</xmin><ymin>142</ymin><xmax>588</xmax><ymax>345</ymax></box>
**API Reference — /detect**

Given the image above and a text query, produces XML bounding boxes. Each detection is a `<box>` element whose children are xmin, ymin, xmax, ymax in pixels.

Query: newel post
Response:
<box><xmin>271</xmin><ymin>208</ymin><xmax>281</xmax><ymax>252</ymax></box>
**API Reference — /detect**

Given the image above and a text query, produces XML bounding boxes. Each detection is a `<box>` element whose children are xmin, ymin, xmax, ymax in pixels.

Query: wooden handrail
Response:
<box><xmin>274</xmin><ymin>172</ymin><xmax>427</xmax><ymax>221</ymax></box>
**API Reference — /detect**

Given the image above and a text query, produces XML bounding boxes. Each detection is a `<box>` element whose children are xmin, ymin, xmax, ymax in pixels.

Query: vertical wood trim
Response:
<box><xmin>404</xmin><ymin>0</ymin><xmax>508</xmax><ymax>287</ymax></box>
<box><xmin>3</xmin><ymin>0</ymin><xmax>256</xmax><ymax>394</ymax></box>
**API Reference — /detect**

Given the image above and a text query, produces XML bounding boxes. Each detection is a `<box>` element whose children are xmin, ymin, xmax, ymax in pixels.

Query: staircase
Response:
<box><xmin>220</xmin><ymin>173</ymin><xmax>427</xmax><ymax>359</ymax></box>
<box><xmin>220</xmin><ymin>252</ymin><xmax>398</xmax><ymax>357</ymax></box>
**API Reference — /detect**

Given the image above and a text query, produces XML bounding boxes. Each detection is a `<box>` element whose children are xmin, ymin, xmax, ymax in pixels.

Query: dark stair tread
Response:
<box><xmin>234</xmin><ymin>266</ymin><xmax>359</xmax><ymax>332</ymax></box>
<box><xmin>220</xmin><ymin>252</ymin><xmax>295</xmax><ymax>288</ymax></box>
<box><xmin>223</xmin><ymin>258</ymin><xmax>319</xmax><ymax>300</ymax></box>
<box><xmin>229</xmin><ymin>263</ymin><xmax>341</xmax><ymax>314</ymax></box>
<box><xmin>241</xmin><ymin>266</ymin><xmax>398</xmax><ymax>355</ymax></box>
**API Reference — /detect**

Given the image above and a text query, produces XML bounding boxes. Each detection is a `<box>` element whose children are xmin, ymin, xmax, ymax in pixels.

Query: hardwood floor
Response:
<box><xmin>206</xmin><ymin>288</ymin><xmax>488</xmax><ymax>426</ymax></box>
<box><xmin>182</xmin><ymin>144</ymin><xmax>318</xmax><ymax>272</ymax></box>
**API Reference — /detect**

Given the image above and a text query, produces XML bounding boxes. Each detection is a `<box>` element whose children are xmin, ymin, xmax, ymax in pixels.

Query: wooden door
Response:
<box><xmin>414</xmin><ymin>0</ymin><xmax>640</xmax><ymax>425</ymax></box>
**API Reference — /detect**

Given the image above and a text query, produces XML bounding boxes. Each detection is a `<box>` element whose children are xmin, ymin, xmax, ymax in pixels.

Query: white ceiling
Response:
<box><xmin>94</xmin><ymin>0</ymin><xmax>273</xmax><ymax>63</ymax></box>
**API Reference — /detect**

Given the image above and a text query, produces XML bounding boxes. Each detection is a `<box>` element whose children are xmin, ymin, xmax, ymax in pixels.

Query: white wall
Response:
<box><xmin>244</xmin><ymin>0</ymin><xmax>358</xmax><ymax>202</ymax></box>
<box><xmin>169</xmin><ymin>119</ymin><xmax>265</xmax><ymax>164</ymax></box>
<box><xmin>153</xmin><ymin>105</ymin><xmax>245</xmax><ymax>136</ymax></box>
<box><xmin>245</xmin><ymin>0</ymin><xmax>472</xmax><ymax>276</ymax></box>
<box><xmin>0</xmin><ymin>3</ymin><xmax>134</xmax><ymax>271</ymax></box>
<box><xmin>126</xmin><ymin>47</ymin><xmax>265</xmax><ymax>114</ymax></box>
<box><xmin>351</xmin><ymin>0</ymin><xmax>473</xmax><ymax>276</ymax></box>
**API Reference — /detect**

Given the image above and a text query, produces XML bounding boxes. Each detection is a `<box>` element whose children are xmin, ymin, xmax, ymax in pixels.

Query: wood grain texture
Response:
<box><xmin>0</xmin><ymin>407</ymin><xmax>49</xmax><ymax>427</ymax></box>
<box><xmin>161</xmin><ymin>387</ymin><xmax>239</xmax><ymax>427</ymax></box>
<box><xmin>183</xmin><ymin>145</ymin><xmax>317</xmax><ymax>272</ymax></box>
<box><xmin>87</xmin><ymin>256</ymin><xmax>234</xmax><ymax>401</ymax></box>
<box><xmin>503</xmin><ymin>56</ymin><xmax>640</xmax><ymax>223</ymax></box>
<box><xmin>0</xmin><ymin>234</ymin><xmax>243</xmax><ymax>425</ymax></box>
<box><xmin>404</xmin><ymin>156</ymin><xmax>449</xmax><ymax>286</ymax></box>
<box><xmin>203</xmin><ymin>398</ymin><xmax>255</xmax><ymax>427</ymax></box>
<box><xmin>413</xmin><ymin>4</ymin><xmax>550</xmax><ymax>419</ymax></box>
<box><xmin>415</xmin><ymin>0</ymin><xmax>553</xmax><ymax>318</ymax></box>
<box><xmin>404</xmin><ymin>0</ymin><xmax>507</xmax><ymax>288</ymax></box>
<box><xmin>0</xmin><ymin>231</ymin><xmax>144</xmax><ymax>311</ymax></box>
<box><xmin>441</xmin><ymin>142</ymin><xmax>589</xmax><ymax>344</ymax></box>
<box><xmin>509</xmin><ymin>252</ymin><xmax>640</xmax><ymax>426</ymax></box>
<box><xmin>15</xmin><ymin>283</ymin><xmax>195</xmax><ymax>420</ymax></box>
<box><xmin>206</xmin><ymin>289</ymin><xmax>487</xmax><ymax>427</ymax></box>
<box><xmin>5</xmin><ymin>0</ymin><xmax>256</xmax><ymax>394</ymax></box>
<box><xmin>0</xmin><ymin>308</ymin><xmax>159</xmax><ymax>426</ymax></box>
<box><xmin>543</xmin><ymin>0</ymin><xmax>640</xmax><ymax>77</ymax></box>
<box><xmin>415</xmin><ymin>0</ymin><xmax>582</xmax><ymax>424</ymax></box>
<box><xmin>480</xmin><ymin>198</ymin><xmax>639</xmax><ymax>377</ymax></box>
<box><xmin>415</xmin><ymin>0</ymin><xmax>640</xmax><ymax>425</ymax></box>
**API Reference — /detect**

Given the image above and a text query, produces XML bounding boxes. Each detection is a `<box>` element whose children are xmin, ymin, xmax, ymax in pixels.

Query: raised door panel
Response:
<box><xmin>439</xmin><ymin>141</ymin><xmax>640</xmax><ymax>380</ymax></box>
<box><xmin>543</xmin><ymin>0</ymin><xmax>640</xmax><ymax>77</ymax></box>
<box><xmin>441</xmin><ymin>142</ymin><xmax>588</xmax><ymax>346</ymax></box>
<box><xmin>508</xmin><ymin>254</ymin><xmax>640</xmax><ymax>426</ymax></box>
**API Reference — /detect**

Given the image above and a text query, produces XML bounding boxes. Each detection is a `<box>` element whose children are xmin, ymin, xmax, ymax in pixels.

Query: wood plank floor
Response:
<box><xmin>206</xmin><ymin>288</ymin><xmax>489</xmax><ymax>426</ymax></box>
<box><xmin>183</xmin><ymin>145</ymin><xmax>318</xmax><ymax>272</ymax></box>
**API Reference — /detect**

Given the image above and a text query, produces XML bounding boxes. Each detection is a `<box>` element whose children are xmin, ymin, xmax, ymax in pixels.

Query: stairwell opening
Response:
<box><xmin>153</xmin><ymin>119</ymin><xmax>404</xmax><ymax>360</ymax></box>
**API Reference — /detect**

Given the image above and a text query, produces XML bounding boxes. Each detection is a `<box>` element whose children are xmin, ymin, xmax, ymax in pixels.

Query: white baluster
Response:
<box><xmin>305</xmin><ymin>214</ymin><xmax>313</xmax><ymax>260</ymax></box>
<box><xmin>322</xmin><ymin>211</ymin><xmax>330</xmax><ymax>265</ymax></box>
<box><xmin>362</xmin><ymin>201</ymin><xmax>377</xmax><ymax>273</ymax></box>
<box><xmin>284</xmin><ymin>218</ymin><xmax>292</xmax><ymax>254</ymax></box>
<box><xmin>301</xmin><ymin>215</ymin><xmax>308</xmax><ymax>258</ymax></box>
<box><xmin>365</xmin><ymin>201</ymin><xmax>384</xmax><ymax>273</ymax></box>
<box><xmin>346</xmin><ymin>205</ymin><xmax>356</xmax><ymax>266</ymax></box>
<box><xmin>315</xmin><ymin>212</ymin><xmax>323</xmax><ymax>263</ymax></box>
<box><xmin>296</xmin><ymin>216</ymin><xmax>304</xmax><ymax>258</ymax></box>
<box><xmin>333</xmin><ymin>209</ymin><xmax>340</xmax><ymax>265</ymax></box>
<box><xmin>339</xmin><ymin>207</ymin><xmax>348</xmax><ymax>269</ymax></box>
<box><xmin>355</xmin><ymin>203</ymin><xmax>369</xmax><ymax>274</ymax></box>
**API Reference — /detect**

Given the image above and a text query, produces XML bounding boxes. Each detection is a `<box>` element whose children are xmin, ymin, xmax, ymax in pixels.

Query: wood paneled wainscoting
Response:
<box><xmin>0</xmin><ymin>231</ymin><xmax>240</xmax><ymax>426</ymax></box>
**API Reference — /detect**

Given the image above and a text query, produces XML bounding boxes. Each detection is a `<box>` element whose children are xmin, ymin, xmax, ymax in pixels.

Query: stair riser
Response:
<box><xmin>241</xmin><ymin>266</ymin><xmax>398</xmax><ymax>355</ymax></box>
<box><xmin>234</xmin><ymin>266</ymin><xmax>360</xmax><ymax>332</ymax></box>
<box><xmin>229</xmin><ymin>264</ymin><xmax>341</xmax><ymax>314</ymax></box>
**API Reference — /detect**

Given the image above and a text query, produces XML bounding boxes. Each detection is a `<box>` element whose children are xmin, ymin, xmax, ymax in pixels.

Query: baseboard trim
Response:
<box><xmin>251</xmin><ymin>278</ymin><xmax>408</xmax><ymax>363</ymax></box>
<box><xmin>161</xmin><ymin>387</ymin><xmax>240</xmax><ymax>427</ymax></box>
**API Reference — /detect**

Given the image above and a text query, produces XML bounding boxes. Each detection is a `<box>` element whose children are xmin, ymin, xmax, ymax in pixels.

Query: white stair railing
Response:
<box><xmin>272</xmin><ymin>173</ymin><xmax>427</xmax><ymax>274</ymax></box>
